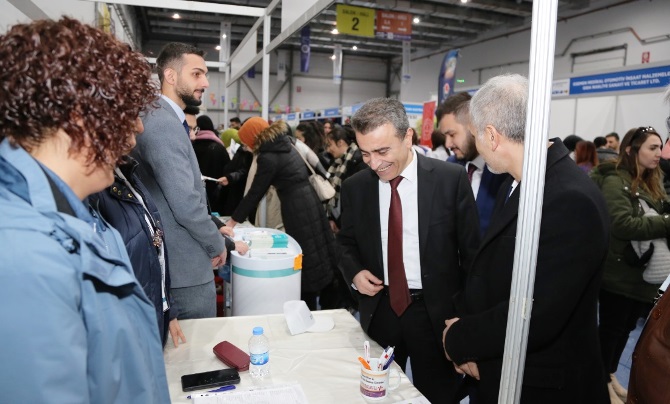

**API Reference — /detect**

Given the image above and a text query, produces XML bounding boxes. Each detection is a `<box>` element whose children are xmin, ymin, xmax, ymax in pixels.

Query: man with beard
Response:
<box><xmin>437</xmin><ymin>92</ymin><xmax>508</xmax><ymax>236</ymax></box>
<box><xmin>131</xmin><ymin>43</ymin><xmax>226</xmax><ymax>320</ymax></box>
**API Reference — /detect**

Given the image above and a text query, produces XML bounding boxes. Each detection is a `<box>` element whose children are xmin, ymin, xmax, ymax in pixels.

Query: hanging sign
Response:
<box><xmin>336</xmin><ymin>4</ymin><xmax>374</xmax><ymax>37</ymax></box>
<box><xmin>376</xmin><ymin>10</ymin><xmax>412</xmax><ymax>41</ymax></box>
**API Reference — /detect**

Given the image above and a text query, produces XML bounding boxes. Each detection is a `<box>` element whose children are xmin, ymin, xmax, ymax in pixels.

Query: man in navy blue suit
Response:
<box><xmin>437</xmin><ymin>92</ymin><xmax>508</xmax><ymax>236</ymax></box>
<box><xmin>435</xmin><ymin>92</ymin><xmax>508</xmax><ymax>235</ymax></box>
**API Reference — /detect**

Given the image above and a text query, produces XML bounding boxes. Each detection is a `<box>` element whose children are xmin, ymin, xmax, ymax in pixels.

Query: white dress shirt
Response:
<box><xmin>467</xmin><ymin>154</ymin><xmax>486</xmax><ymax>198</ymax></box>
<box><xmin>379</xmin><ymin>149</ymin><xmax>422</xmax><ymax>290</ymax></box>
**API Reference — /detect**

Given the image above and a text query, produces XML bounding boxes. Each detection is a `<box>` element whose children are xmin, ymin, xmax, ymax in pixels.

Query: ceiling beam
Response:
<box><xmin>78</xmin><ymin>0</ymin><xmax>265</xmax><ymax>17</ymax></box>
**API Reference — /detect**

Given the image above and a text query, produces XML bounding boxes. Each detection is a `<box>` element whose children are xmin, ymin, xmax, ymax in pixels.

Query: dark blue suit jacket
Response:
<box><xmin>447</xmin><ymin>156</ymin><xmax>508</xmax><ymax>236</ymax></box>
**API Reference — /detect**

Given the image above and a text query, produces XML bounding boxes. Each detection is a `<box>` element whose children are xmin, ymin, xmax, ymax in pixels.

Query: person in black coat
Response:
<box><xmin>216</xmin><ymin>145</ymin><xmax>253</xmax><ymax>217</ymax></box>
<box><xmin>192</xmin><ymin>114</ymin><xmax>230</xmax><ymax>214</ymax></box>
<box><xmin>442</xmin><ymin>74</ymin><xmax>609</xmax><ymax>403</ymax></box>
<box><xmin>226</xmin><ymin>118</ymin><xmax>336</xmax><ymax>310</ymax></box>
<box><xmin>89</xmin><ymin>155</ymin><xmax>185</xmax><ymax>348</ymax></box>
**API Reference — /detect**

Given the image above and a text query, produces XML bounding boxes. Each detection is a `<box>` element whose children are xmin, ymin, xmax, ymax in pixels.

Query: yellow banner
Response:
<box><xmin>336</xmin><ymin>4</ymin><xmax>374</xmax><ymax>38</ymax></box>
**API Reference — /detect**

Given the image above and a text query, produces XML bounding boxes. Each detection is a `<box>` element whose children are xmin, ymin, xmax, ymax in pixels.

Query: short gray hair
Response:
<box><xmin>470</xmin><ymin>73</ymin><xmax>528</xmax><ymax>144</ymax></box>
<box><xmin>351</xmin><ymin>97</ymin><xmax>409</xmax><ymax>140</ymax></box>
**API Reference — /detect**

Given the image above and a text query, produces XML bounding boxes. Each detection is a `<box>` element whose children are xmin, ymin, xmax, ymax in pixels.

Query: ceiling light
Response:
<box><xmin>331</xmin><ymin>28</ymin><xmax>339</xmax><ymax>34</ymax></box>
<box><xmin>215</xmin><ymin>45</ymin><xmax>221</xmax><ymax>50</ymax></box>
<box><xmin>330</xmin><ymin>54</ymin><xmax>336</xmax><ymax>60</ymax></box>
<box><xmin>221</xmin><ymin>34</ymin><xmax>227</xmax><ymax>39</ymax></box>
<box><xmin>352</xmin><ymin>45</ymin><xmax>358</xmax><ymax>51</ymax></box>
<box><xmin>413</xmin><ymin>17</ymin><xmax>420</xmax><ymax>24</ymax></box>
<box><xmin>172</xmin><ymin>13</ymin><xmax>180</xmax><ymax>19</ymax></box>
<box><xmin>461</xmin><ymin>0</ymin><xmax>468</xmax><ymax>3</ymax></box>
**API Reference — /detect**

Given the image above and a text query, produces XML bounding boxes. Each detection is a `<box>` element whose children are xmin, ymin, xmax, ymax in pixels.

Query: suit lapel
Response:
<box><xmin>416</xmin><ymin>155</ymin><xmax>434</xmax><ymax>259</ymax></box>
<box><xmin>363</xmin><ymin>170</ymin><xmax>384</xmax><ymax>273</ymax></box>
<box><xmin>478</xmin><ymin>177</ymin><xmax>519</xmax><ymax>251</ymax></box>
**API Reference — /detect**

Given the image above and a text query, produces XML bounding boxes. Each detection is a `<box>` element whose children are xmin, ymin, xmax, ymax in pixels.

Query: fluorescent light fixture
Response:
<box><xmin>172</xmin><ymin>13</ymin><xmax>180</xmax><ymax>19</ymax></box>
<box><xmin>413</xmin><ymin>17</ymin><xmax>420</xmax><ymax>24</ymax></box>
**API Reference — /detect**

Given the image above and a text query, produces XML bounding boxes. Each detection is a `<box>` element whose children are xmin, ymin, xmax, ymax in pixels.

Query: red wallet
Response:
<box><xmin>213</xmin><ymin>341</ymin><xmax>250</xmax><ymax>372</ymax></box>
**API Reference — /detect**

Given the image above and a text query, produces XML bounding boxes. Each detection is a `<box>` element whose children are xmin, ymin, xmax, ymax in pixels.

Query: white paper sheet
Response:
<box><xmin>192</xmin><ymin>383</ymin><xmax>308</xmax><ymax>404</ymax></box>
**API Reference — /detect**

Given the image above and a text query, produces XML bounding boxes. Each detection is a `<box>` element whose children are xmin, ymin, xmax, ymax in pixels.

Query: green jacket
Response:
<box><xmin>591</xmin><ymin>162</ymin><xmax>670</xmax><ymax>302</ymax></box>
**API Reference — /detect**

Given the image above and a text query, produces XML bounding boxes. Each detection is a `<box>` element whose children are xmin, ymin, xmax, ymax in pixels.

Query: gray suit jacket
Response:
<box><xmin>131</xmin><ymin>97</ymin><xmax>224</xmax><ymax>288</ymax></box>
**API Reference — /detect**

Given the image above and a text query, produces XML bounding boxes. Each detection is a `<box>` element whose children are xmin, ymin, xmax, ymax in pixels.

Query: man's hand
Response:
<box><xmin>219</xmin><ymin>226</ymin><xmax>234</xmax><ymax>237</ymax></box>
<box><xmin>226</xmin><ymin>219</ymin><xmax>238</xmax><ymax>228</ymax></box>
<box><xmin>352</xmin><ymin>270</ymin><xmax>384</xmax><ymax>296</ymax></box>
<box><xmin>234</xmin><ymin>241</ymin><xmax>249</xmax><ymax>255</ymax></box>
<box><xmin>442</xmin><ymin>317</ymin><xmax>480</xmax><ymax>380</ymax></box>
<box><xmin>211</xmin><ymin>249</ymin><xmax>227</xmax><ymax>268</ymax></box>
<box><xmin>169</xmin><ymin>318</ymin><xmax>186</xmax><ymax>348</ymax></box>
<box><xmin>217</xmin><ymin>176</ymin><xmax>229</xmax><ymax>186</ymax></box>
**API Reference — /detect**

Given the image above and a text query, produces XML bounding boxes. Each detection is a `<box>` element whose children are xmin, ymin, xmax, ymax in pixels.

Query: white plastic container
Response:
<box><xmin>231</xmin><ymin>228</ymin><xmax>302</xmax><ymax>316</ymax></box>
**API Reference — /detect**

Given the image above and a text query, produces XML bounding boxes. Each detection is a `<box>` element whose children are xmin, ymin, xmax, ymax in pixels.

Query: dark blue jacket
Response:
<box><xmin>89</xmin><ymin>157</ymin><xmax>177</xmax><ymax>347</ymax></box>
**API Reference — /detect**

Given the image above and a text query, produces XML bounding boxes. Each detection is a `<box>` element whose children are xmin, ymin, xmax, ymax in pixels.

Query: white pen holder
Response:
<box><xmin>359</xmin><ymin>359</ymin><xmax>401</xmax><ymax>400</ymax></box>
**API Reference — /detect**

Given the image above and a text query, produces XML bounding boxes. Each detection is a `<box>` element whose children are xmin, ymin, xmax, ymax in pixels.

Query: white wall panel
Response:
<box><xmin>615</xmin><ymin>92</ymin><xmax>667</xmax><ymax>138</ymax></box>
<box><xmin>574</xmin><ymin>96</ymin><xmax>617</xmax><ymax>140</ymax></box>
<box><xmin>549</xmin><ymin>99</ymin><xmax>576</xmax><ymax>140</ymax></box>
<box><xmin>342</xmin><ymin>80</ymin><xmax>385</xmax><ymax>107</ymax></box>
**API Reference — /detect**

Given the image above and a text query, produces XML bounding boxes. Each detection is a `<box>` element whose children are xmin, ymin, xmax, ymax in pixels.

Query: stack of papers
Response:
<box><xmin>191</xmin><ymin>383</ymin><xmax>308</xmax><ymax>404</ymax></box>
<box><xmin>245</xmin><ymin>232</ymin><xmax>288</xmax><ymax>249</ymax></box>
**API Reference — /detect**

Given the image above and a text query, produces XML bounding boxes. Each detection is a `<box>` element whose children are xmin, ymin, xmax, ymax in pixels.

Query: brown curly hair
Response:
<box><xmin>0</xmin><ymin>17</ymin><xmax>158</xmax><ymax>167</ymax></box>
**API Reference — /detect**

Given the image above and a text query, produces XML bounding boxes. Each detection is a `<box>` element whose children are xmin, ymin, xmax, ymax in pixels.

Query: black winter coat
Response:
<box><xmin>89</xmin><ymin>157</ymin><xmax>176</xmax><ymax>347</ymax></box>
<box><xmin>217</xmin><ymin>147</ymin><xmax>253</xmax><ymax>216</ymax></box>
<box><xmin>192</xmin><ymin>132</ymin><xmax>230</xmax><ymax>214</ymax></box>
<box><xmin>232</xmin><ymin>121</ymin><xmax>335</xmax><ymax>293</ymax></box>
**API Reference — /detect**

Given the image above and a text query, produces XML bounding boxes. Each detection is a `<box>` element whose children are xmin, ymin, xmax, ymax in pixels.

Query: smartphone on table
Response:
<box><xmin>181</xmin><ymin>368</ymin><xmax>241</xmax><ymax>392</ymax></box>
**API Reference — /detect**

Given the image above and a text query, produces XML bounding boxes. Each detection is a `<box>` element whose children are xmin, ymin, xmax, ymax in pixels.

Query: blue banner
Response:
<box><xmin>569</xmin><ymin>65</ymin><xmax>670</xmax><ymax>95</ymax></box>
<box><xmin>300</xmin><ymin>26</ymin><xmax>310</xmax><ymax>73</ymax></box>
<box><xmin>301</xmin><ymin>111</ymin><xmax>315</xmax><ymax>119</ymax></box>
<box><xmin>403</xmin><ymin>103</ymin><xmax>424</xmax><ymax>115</ymax></box>
<box><xmin>247</xmin><ymin>66</ymin><xmax>255</xmax><ymax>79</ymax></box>
<box><xmin>438</xmin><ymin>49</ymin><xmax>460</xmax><ymax>105</ymax></box>
<box><xmin>324</xmin><ymin>108</ymin><xmax>341</xmax><ymax>117</ymax></box>
<box><xmin>287</xmin><ymin>113</ymin><xmax>297</xmax><ymax>121</ymax></box>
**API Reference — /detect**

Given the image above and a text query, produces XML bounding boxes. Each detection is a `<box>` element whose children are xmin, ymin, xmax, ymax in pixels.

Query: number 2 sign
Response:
<box><xmin>336</xmin><ymin>4</ymin><xmax>375</xmax><ymax>37</ymax></box>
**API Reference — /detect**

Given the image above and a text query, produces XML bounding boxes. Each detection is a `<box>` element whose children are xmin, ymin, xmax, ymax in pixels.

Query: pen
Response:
<box><xmin>186</xmin><ymin>385</ymin><xmax>236</xmax><ymax>399</ymax></box>
<box><xmin>383</xmin><ymin>353</ymin><xmax>395</xmax><ymax>370</ymax></box>
<box><xmin>358</xmin><ymin>356</ymin><xmax>372</xmax><ymax>370</ymax></box>
<box><xmin>201</xmin><ymin>175</ymin><xmax>219</xmax><ymax>182</ymax></box>
<box><xmin>364</xmin><ymin>340</ymin><xmax>370</xmax><ymax>363</ymax></box>
<box><xmin>378</xmin><ymin>346</ymin><xmax>394</xmax><ymax>370</ymax></box>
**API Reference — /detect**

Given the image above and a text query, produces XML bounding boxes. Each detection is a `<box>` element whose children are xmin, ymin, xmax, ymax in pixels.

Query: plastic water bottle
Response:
<box><xmin>249</xmin><ymin>326</ymin><xmax>270</xmax><ymax>378</ymax></box>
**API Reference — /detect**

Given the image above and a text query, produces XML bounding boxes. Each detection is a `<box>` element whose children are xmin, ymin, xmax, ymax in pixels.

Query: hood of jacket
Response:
<box><xmin>590</xmin><ymin>161</ymin><xmax>630</xmax><ymax>189</ymax></box>
<box><xmin>253</xmin><ymin>120</ymin><xmax>291</xmax><ymax>154</ymax></box>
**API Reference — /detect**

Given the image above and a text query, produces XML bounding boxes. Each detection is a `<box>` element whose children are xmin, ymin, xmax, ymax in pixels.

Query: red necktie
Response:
<box><xmin>467</xmin><ymin>163</ymin><xmax>477</xmax><ymax>183</ymax></box>
<box><xmin>388</xmin><ymin>176</ymin><xmax>411</xmax><ymax>316</ymax></box>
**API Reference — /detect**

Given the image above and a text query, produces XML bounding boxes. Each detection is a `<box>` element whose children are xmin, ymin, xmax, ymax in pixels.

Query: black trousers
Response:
<box><xmin>598</xmin><ymin>289</ymin><xmax>651</xmax><ymax>375</ymax></box>
<box><xmin>367</xmin><ymin>290</ymin><xmax>461</xmax><ymax>404</ymax></box>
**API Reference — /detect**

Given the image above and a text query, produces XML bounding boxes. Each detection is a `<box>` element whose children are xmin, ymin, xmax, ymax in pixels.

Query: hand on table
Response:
<box><xmin>169</xmin><ymin>318</ymin><xmax>187</xmax><ymax>348</ymax></box>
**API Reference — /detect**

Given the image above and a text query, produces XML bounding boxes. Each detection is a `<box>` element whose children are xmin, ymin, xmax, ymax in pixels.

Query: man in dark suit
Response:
<box><xmin>132</xmin><ymin>43</ymin><xmax>227</xmax><ymax>320</ymax></box>
<box><xmin>437</xmin><ymin>92</ymin><xmax>508</xmax><ymax>236</ymax></box>
<box><xmin>442</xmin><ymin>74</ymin><xmax>610</xmax><ymax>403</ymax></box>
<box><xmin>337</xmin><ymin>98</ymin><xmax>480</xmax><ymax>402</ymax></box>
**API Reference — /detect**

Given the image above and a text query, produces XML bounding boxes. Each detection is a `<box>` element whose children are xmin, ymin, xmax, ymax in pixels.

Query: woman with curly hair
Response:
<box><xmin>0</xmin><ymin>18</ymin><xmax>169</xmax><ymax>403</ymax></box>
<box><xmin>591</xmin><ymin>126</ymin><xmax>670</xmax><ymax>403</ymax></box>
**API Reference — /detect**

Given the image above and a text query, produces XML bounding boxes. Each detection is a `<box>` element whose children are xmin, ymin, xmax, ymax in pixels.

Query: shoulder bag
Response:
<box><xmin>631</xmin><ymin>199</ymin><xmax>670</xmax><ymax>284</ymax></box>
<box><xmin>291</xmin><ymin>144</ymin><xmax>336</xmax><ymax>202</ymax></box>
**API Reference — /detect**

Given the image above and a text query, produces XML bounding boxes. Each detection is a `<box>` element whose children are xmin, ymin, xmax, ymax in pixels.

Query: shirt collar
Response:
<box><xmin>397</xmin><ymin>148</ymin><xmax>418</xmax><ymax>184</ymax></box>
<box><xmin>469</xmin><ymin>154</ymin><xmax>485</xmax><ymax>171</ymax></box>
<box><xmin>161</xmin><ymin>94</ymin><xmax>186</xmax><ymax>123</ymax></box>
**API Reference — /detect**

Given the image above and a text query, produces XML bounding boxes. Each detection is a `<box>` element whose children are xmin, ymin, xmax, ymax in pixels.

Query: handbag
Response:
<box><xmin>627</xmin><ymin>274</ymin><xmax>670</xmax><ymax>403</ymax></box>
<box><xmin>291</xmin><ymin>144</ymin><xmax>336</xmax><ymax>202</ymax></box>
<box><xmin>630</xmin><ymin>199</ymin><xmax>670</xmax><ymax>284</ymax></box>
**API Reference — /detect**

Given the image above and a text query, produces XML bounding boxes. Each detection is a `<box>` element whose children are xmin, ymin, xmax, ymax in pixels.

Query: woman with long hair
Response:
<box><xmin>591</xmin><ymin>126</ymin><xmax>670</xmax><ymax>403</ymax></box>
<box><xmin>575</xmin><ymin>140</ymin><xmax>599</xmax><ymax>173</ymax></box>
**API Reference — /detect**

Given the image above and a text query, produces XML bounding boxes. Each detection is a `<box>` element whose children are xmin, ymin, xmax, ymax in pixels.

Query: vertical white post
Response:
<box><xmin>498</xmin><ymin>1</ymin><xmax>558</xmax><ymax>403</ymax></box>
<box><xmin>220</xmin><ymin>21</ymin><xmax>231</xmax><ymax>128</ymax></box>
<box><xmin>262</xmin><ymin>12</ymin><xmax>270</xmax><ymax>121</ymax></box>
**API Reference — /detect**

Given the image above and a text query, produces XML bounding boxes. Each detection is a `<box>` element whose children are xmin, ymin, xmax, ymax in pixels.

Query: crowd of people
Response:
<box><xmin>2</xmin><ymin>17</ymin><xmax>669</xmax><ymax>404</ymax></box>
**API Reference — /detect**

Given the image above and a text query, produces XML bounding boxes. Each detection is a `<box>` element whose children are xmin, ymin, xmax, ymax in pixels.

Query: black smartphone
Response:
<box><xmin>181</xmin><ymin>368</ymin><xmax>241</xmax><ymax>392</ymax></box>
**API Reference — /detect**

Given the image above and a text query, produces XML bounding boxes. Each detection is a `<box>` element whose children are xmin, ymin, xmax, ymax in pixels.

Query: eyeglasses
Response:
<box><xmin>189</xmin><ymin>126</ymin><xmax>200</xmax><ymax>135</ymax></box>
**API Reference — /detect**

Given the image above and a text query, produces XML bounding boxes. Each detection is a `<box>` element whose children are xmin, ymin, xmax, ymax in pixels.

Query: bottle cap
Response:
<box><xmin>253</xmin><ymin>326</ymin><xmax>264</xmax><ymax>335</ymax></box>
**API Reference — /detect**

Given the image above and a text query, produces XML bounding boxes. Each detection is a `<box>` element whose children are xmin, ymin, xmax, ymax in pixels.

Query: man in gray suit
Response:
<box><xmin>131</xmin><ymin>43</ymin><xmax>226</xmax><ymax>319</ymax></box>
